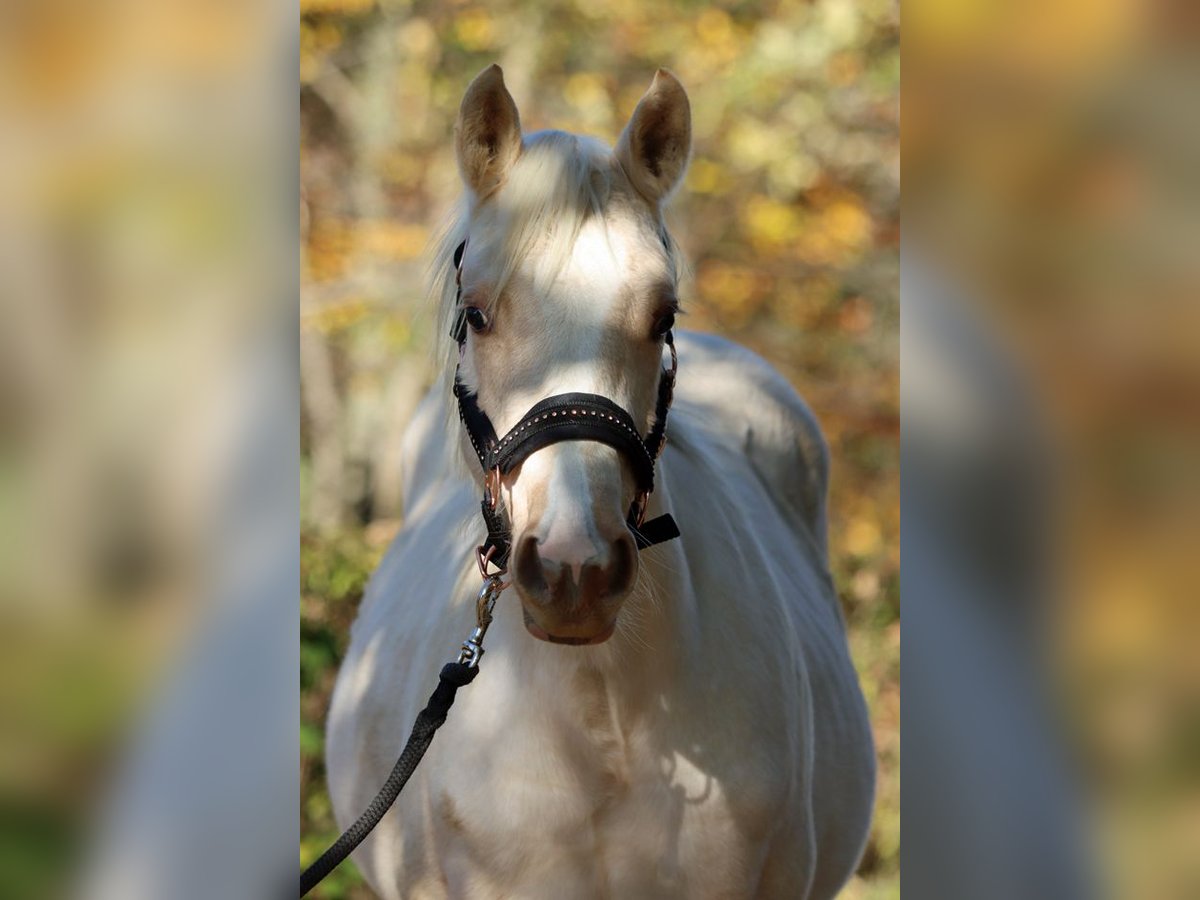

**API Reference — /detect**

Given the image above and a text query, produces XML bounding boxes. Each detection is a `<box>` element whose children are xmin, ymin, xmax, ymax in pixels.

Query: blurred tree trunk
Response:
<box><xmin>300</xmin><ymin>328</ymin><xmax>344</xmax><ymax>532</ymax></box>
<box><xmin>302</xmin><ymin>16</ymin><xmax>401</xmax><ymax>528</ymax></box>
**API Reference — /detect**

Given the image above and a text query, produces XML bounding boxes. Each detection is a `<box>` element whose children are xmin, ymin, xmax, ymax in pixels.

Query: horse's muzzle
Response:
<box><xmin>511</xmin><ymin>531</ymin><xmax>635</xmax><ymax>643</ymax></box>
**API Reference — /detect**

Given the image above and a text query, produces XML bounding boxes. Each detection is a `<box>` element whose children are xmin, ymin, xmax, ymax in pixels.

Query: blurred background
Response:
<box><xmin>300</xmin><ymin>1</ymin><xmax>898</xmax><ymax>897</ymax></box>
<box><xmin>1</xmin><ymin>2</ymin><xmax>297</xmax><ymax>898</ymax></box>
<box><xmin>905</xmin><ymin>1</ymin><xmax>1199</xmax><ymax>898</ymax></box>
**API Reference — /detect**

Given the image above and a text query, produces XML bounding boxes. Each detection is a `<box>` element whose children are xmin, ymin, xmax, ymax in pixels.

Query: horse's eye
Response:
<box><xmin>465</xmin><ymin>307</ymin><xmax>490</xmax><ymax>333</ymax></box>
<box><xmin>652</xmin><ymin>310</ymin><xmax>676</xmax><ymax>339</ymax></box>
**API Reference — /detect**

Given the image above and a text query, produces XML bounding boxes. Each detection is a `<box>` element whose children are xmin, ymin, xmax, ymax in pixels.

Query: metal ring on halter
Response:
<box><xmin>476</xmin><ymin>543</ymin><xmax>508</xmax><ymax>579</ymax></box>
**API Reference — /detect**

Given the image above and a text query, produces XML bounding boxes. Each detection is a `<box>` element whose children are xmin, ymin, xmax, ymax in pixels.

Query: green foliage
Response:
<box><xmin>302</xmin><ymin>532</ymin><xmax>379</xmax><ymax>603</ymax></box>
<box><xmin>0</xmin><ymin>799</ymin><xmax>79</xmax><ymax>900</ymax></box>
<box><xmin>300</xmin><ymin>528</ymin><xmax>383</xmax><ymax>897</ymax></box>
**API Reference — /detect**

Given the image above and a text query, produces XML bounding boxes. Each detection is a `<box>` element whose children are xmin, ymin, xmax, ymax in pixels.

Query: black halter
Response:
<box><xmin>449</xmin><ymin>240</ymin><xmax>680</xmax><ymax>573</ymax></box>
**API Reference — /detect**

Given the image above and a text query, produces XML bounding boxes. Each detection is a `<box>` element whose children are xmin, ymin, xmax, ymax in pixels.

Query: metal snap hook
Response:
<box><xmin>457</xmin><ymin>574</ymin><xmax>507</xmax><ymax>668</ymax></box>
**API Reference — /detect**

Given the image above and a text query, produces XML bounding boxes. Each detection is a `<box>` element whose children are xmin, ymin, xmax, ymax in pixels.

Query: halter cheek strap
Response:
<box><xmin>449</xmin><ymin>240</ymin><xmax>680</xmax><ymax>571</ymax></box>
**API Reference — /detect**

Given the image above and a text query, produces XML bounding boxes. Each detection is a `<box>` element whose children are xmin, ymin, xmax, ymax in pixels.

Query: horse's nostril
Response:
<box><xmin>514</xmin><ymin>534</ymin><xmax>548</xmax><ymax>601</ymax></box>
<box><xmin>514</xmin><ymin>529</ymin><xmax>637</xmax><ymax>610</ymax></box>
<box><xmin>607</xmin><ymin>533</ymin><xmax>636</xmax><ymax>595</ymax></box>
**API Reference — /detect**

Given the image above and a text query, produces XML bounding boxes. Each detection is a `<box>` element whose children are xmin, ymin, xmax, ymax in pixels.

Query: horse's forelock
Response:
<box><xmin>431</xmin><ymin>132</ymin><xmax>614</xmax><ymax>367</ymax></box>
<box><xmin>430</xmin><ymin>129</ymin><xmax>686</xmax><ymax>394</ymax></box>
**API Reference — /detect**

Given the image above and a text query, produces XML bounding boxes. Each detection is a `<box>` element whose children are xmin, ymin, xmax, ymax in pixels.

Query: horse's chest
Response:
<box><xmin>431</xmin><ymin>671</ymin><xmax>783</xmax><ymax>898</ymax></box>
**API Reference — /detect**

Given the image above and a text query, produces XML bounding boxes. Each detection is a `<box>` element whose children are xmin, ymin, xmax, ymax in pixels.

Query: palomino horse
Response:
<box><xmin>327</xmin><ymin>65</ymin><xmax>875</xmax><ymax>899</ymax></box>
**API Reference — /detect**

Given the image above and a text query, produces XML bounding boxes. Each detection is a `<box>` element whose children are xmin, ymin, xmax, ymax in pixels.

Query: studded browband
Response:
<box><xmin>449</xmin><ymin>240</ymin><xmax>681</xmax><ymax>573</ymax></box>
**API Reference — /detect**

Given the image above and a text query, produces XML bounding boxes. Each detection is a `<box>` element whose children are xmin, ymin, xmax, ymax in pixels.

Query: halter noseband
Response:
<box><xmin>450</xmin><ymin>239</ymin><xmax>680</xmax><ymax>574</ymax></box>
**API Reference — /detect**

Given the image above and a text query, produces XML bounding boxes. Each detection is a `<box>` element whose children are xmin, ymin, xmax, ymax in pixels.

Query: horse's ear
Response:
<box><xmin>616</xmin><ymin>69</ymin><xmax>692</xmax><ymax>205</ymax></box>
<box><xmin>456</xmin><ymin>64</ymin><xmax>523</xmax><ymax>199</ymax></box>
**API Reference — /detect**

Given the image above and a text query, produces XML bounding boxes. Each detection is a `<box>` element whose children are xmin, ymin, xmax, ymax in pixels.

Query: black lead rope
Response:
<box><xmin>297</xmin><ymin>572</ymin><xmax>501</xmax><ymax>898</ymax></box>
<box><xmin>298</xmin><ymin>662</ymin><xmax>478</xmax><ymax>898</ymax></box>
<box><xmin>298</xmin><ymin>239</ymin><xmax>681</xmax><ymax>897</ymax></box>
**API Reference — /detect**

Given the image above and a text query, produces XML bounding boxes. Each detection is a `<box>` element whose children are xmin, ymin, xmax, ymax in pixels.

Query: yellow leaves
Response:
<box><xmin>304</xmin><ymin>218</ymin><xmax>428</xmax><ymax>284</ymax></box>
<box><xmin>742</xmin><ymin>195</ymin><xmax>802</xmax><ymax>253</ymax></box>
<box><xmin>795</xmin><ymin>192</ymin><xmax>875</xmax><ymax>267</ymax></box>
<box><xmin>396</xmin><ymin>18</ymin><xmax>437</xmax><ymax>59</ymax></box>
<box><xmin>696</xmin><ymin>9</ymin><xmax>733</xmax><ymax>46</ymax></box>
<box><xmin>455</xmin><ymin>9</ymin><xmax>496</xmax><ymax>52</ymax></box>
<box><xmin>302</xmin><ymin>297</ymin><xmax>370</xmax><ymax>335</ymax></box>
<box><xmin>827</xmin><ymin>51</ymin><xmax>863</xmax><ymax>87</ymax></box>
<box><xmin>305</xmin><ymin>218</ymin><xmax>354</xmax><ymax>283</ymax></box>
<box><xmin>564</xmin><ymin>73</ymin><xmax>609</xmax><ymax>114</ymax></box>
<box><xmin>694</xmin><ymin>9</ymin><xmax>741</xmax><ymax>67</ymax></box>
<box><xmin>728</xmin><ymin>119</ymin><xmax>787</xmax><ymax>172</ymax></box>
<box><xmin>381</xmin><ymin>152</ymin><xmax>424</xmax><ymax>190</ymax></box>
<box><xmin>735</xmin><ymin>188</ymin><xmax>874</xmax><ymax>266</ymax></box>
<box><xmin>766</xmin><ymin>154</ymin><xmax>821</xmax><ymax>197</ymax></box>
<box><xmin>837</xmin><ymin>296</ymin><xmax>874</xmax><ymax>335</ymax></box>
<box><xmin>686</xmin><ymin>158</ymin><xmax>733</xmax><ymax>195</ymax></box>
<box><xmin>358</xmin><ymin>220</ymin><xmax>428</xmax><ymax>261</ymax></box>
<box><xmin>379</xmin><ymin>317</ymin><xmax>414</xmax><ymax>348</ymax></box>
<box><xmin>300</xmin><ymin>0</ymin><xmax>375</xmax><ymax>14</ymax></box>
<box><xmin>564</xmin><ymin>73</ymin><xmax>613</xmax><ymax>130</ymax></box>
<box><xmin>771</xmin><ymin>275</ymin><xmax>838</xmax><ymax>331</ymax></box>
<box><xmin>696</xmin><ymin>260</ymin><xmax>771</xmax><ymax>327</ymax></box>
<box><xmin>822</xmin><ymin>196</ymin><xmax>873</xmax><ymax>247</ymax></box>
<box><xmin>844</xmin><ymin>516</ymin><xmax>883</xmax><ymax>558</ymax></box>
<box><xmin>300</xmin><ymin>19</ymin><xmax>344</xmax><ymax>83</ymax></box>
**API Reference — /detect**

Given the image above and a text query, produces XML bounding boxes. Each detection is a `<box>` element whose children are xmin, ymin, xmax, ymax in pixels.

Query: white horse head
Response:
<box><xmin>438</xmin><ymin>65</ymin><xmax>691</xmax><ymax>645</ymax></box>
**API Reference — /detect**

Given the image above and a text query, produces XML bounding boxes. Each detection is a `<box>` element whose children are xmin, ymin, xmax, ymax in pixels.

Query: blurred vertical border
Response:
<box><xmin>906</xmin><ymin>0</ymin><xmax>1200</xmax><ymax>897</ymax></box>
<box><xmin>1</xmin><ymin>1</ymin><xmax>298</xmax><ymax>898</ymax></box>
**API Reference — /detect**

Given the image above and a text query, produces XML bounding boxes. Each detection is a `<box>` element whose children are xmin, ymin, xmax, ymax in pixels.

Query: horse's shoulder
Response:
<box><xmin>673</xmin><ymin>331</ymin><xmax>830</xmax><ymax>550</ymax></box>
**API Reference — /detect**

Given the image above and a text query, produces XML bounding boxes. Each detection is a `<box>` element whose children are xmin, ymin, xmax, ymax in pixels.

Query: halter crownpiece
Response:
<box><xmin>449</xmin><ymin>239</ymin><xmax>681</xmax><ymax>572</ymax></box>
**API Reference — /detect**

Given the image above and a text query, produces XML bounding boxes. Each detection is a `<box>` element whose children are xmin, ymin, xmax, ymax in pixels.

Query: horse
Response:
<box><xmin>326</xmin><ymin>65</ymin><xmax>875</xmax><ymax>899</ymax></box>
